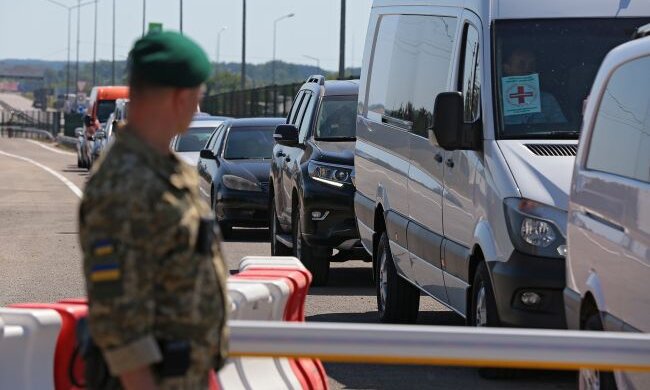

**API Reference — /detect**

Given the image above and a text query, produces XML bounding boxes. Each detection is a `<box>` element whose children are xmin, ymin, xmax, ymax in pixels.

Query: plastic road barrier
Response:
<box><xmin>10</xmin><ymin>302</ymin><xmax>88</xmax><ymax>389</ymax></box>
<box><xmin>239</xmin><ymin>256</ymin><xmax>306</xmax><ymax>272</ymax></box>
<box><xmin>0</xmin><ymin>308</ymin><xmax>62</xmax><ymax>390</ymax></box>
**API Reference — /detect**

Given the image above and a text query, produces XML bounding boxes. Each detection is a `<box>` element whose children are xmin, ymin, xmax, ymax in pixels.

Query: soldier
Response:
<box><xmin>79</xmin><ymin>31</ymin><xmax>228</xmax><ymax>390</ymax></box>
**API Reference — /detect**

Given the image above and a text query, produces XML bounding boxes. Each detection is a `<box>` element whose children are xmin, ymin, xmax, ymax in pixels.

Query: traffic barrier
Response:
<box><xmin>239</xmin><ymin>256</ymin><xmax>306</xmax><ymax>272</ymax></box>
<box><xmin>0</xmin><ymin>308</ymin><xmax>62</xmax><ymax>390</ymax></box>
<box><xmin>10</xmin><ymin>302</ymin><xmax>88</xmax><ymax>389</ymax></box>
<box><xmin>228</xmin><ymin>320</ymin><xmax>650</xmax><ymax>372</ymax></box>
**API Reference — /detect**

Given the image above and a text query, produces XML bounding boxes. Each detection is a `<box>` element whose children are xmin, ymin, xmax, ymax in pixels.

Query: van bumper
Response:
<box><xmin>489</xmin><ymin>251</ymin><xmax>567</xmax><ymax>329</ymax></box>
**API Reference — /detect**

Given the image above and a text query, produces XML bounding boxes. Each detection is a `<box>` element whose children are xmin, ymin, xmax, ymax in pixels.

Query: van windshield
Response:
<box><xmin>494</xmin><ymin>18</ymin><xmax>650</xmax><ymax>140</ymax></box>
<box><xmin>96</xmin><ymin>100</ymin><xmax>116</xmax><ymax>123</ymax></box>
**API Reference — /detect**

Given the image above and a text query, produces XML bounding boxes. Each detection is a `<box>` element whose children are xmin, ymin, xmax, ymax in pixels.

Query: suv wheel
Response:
<box><xmin>376</xmin><ymin>232</ymin><xmax>419</xmax><ymax>323</ymax></box>
<box><xmin>270</xmin><ymin>198</ymin><xmax>292</xmax><ymax>256</ymax></box>
<box><xmin>472</xmin><ymin>262</ymin><xmax>514</xmax><ymax>379</ymax></box>
<box><xmin>293</xmin><ymin>206</ymin><xmax>330</xmax><ymax>286</ymax></box>
<box><xmin>579</xmin><ymin>313</ymin><xmax>618</xmax><ymax>390</ymax></box>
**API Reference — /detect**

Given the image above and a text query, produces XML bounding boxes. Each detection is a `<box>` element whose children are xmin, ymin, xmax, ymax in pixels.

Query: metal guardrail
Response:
<box><xmin>202</xmin><ymin>83</ymin><xmax>302</xmax><ymax>118</ymax></box>
<box><xmin>0</xmin><ymin>127</ymin><xmax>54</xmax><ymax>140</ymax></box>
<box><xmin>229</xmin><ymin>321</ymin><xmax>650</xmax><ymax>372</ymax></box>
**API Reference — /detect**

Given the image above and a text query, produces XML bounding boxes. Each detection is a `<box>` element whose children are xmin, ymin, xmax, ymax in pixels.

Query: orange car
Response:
<box><xmin>88</xmin><ymin>86</ymin><xmax>129</xmax><ymax>125</ymax></box>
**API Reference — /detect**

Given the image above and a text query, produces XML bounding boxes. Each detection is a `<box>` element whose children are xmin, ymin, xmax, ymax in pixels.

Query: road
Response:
<box><xmin>0</xmin><ymin>93</ymin><xmax>35</xmax><ymax>111</ymax></box>
<box><xmin>0</xmin><ymin>137</ymin><xmax>575</xmax><ymax>389</ymax></box>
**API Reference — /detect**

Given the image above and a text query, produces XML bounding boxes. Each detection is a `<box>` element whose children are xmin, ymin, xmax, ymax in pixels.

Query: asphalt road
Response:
<box><xmin>0</xmin><ymin>137</ymin><xmax>575</xmax><ymax>389</ymax></box>
<box><xmin>0</xmin><ymin>93</ymin><xmax>35</xmax><ymax>111</ymax></box>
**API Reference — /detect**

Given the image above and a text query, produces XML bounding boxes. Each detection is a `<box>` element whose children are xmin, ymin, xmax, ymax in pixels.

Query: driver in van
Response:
<box><xmin>502</xmin><ymin>48</ymin><xmax>567</xmax><ymax>125</ymax></box>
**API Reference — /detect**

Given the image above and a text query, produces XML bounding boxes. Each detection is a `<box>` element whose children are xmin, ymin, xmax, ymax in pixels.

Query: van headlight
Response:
<box><xmin>308</xmin><ymin>161</ymin><xmax>353</xmax><ymax>188</ymax></box>
<box><xmin>503</xmin><ymin>198</ymin><xmax>567</xmax><ymax>258</ymax></box>
<box><xmin>222</xmin><ymin>174</ymin><xmax>261</xmax><ymax>192</ymax></box>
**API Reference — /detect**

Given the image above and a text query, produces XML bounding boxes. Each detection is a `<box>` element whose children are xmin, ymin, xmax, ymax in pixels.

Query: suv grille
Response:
<box><xmin>525</xmin><ymin>144</ymin><xmax>577</xmax><ymax>157</ymax></box>
<box><xmin>259</xmin><ymin>181</ymin><xmax>270</xmax><ymax>192</ymax></box>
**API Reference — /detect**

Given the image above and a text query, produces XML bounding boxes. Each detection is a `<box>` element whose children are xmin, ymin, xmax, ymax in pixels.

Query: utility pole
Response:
<box><xmin>75</xmin><ymin>0</ymin><xmax>81</xmax><ymax>102</ymax></box>
<box><xmin>66</xmin><ymin>8</ymin><xmax>72</xmax><ymax>99</ymax></box>
<box><xmin>241</xmin><ymin>0</ymin><xmax>246</xmax><ymax>91</ymax></box>
<box><xmin>142</xmin><ymin>0</ymin><xmax>146</xmax><ymax>36</ymax></box>
<box><xmin>112</xmin><ymin>0</ymin><xmax>116</xmax><ymax>84</ymax></box>
<box><xmin>180</xmin><ymin>0</ymin><xmax>183</xmax><ymax>34</ymax></box>
<box><xmin>338</xmin><ymin>0</ymin><xmax>346</xmax><ymax>79</ymax></box>
<box><xmin>92</xmin><ymin>0</ymin><xmax>97</xmax><ymax>86</ymax></box>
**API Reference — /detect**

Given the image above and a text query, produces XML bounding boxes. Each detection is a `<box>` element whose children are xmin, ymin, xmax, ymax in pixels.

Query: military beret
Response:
<box><xmin>128</xmin><ymin>31</ymin><xmax>211</xmax><ymax>88</ymax></box>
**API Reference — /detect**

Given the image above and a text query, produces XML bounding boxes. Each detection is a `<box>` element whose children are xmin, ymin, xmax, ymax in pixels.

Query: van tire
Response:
<box><xmin>579</xmin><ymin>313</ymin><xmax>618</xmax><ymax>390</ymax></box>
<box><xmin>270</xmin><ymin>197</ymin><xmax>292</xmax><ymax>256</ymax></box>
<box><xmin>376</xmin><ymin>232</ymin><xmax>419</xmax><ymax>323</ymax></box>
<box><xmin>293</xmin><ymin>207</ymin><xmax>330</xmax><ymax>286</ymax></box>
<box><xmin>472</xmin><ymin>262</ymin><xmax>515</xmax><ymax>380</ymax></box>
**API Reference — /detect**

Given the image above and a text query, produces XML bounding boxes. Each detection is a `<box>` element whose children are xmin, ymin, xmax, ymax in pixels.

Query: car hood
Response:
<box><xmin>312</xmin><ymin>140</ymin><xmax>355</xmax><ymax>165</ymax></box>
<box><xmin>222</xmin><ymin>159</ymin><xmax>271</xmax><ymax>183</ymax></box>
<box><xmin>497</xmin><ymin>140</ymin><xmax>577</xmax><ymax>211</ymax></box>
<box><xmin>176</xmin><ymin>152</ymin><xmax>200</xmax><ymax>166</ymax></box>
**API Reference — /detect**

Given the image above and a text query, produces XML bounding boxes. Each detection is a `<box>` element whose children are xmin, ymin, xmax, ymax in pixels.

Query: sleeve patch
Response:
<box><xmin>90</xmin><ymin>263</ymin><xmax>121</xmax><ymax>282</ymax></box>
<box><xmin>93</xmin><ymin>239</ymin><xmax>116</xmax><ymax>256</ymax></box>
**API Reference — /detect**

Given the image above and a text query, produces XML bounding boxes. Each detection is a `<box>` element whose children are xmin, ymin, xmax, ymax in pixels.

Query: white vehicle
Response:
<box><xmin>170</xmin><ymin>116</ymin><xmax>230</xmax><ymax>166</ymax></box>
<box><xmin>565</xmin><ymin>32</ymin><xmax>650</xmax><ymax>390</ymax></box>
<box><xmin>353</xmin><ymin>0</ymin><xmax>650</xmax><ymax>363</ymax></box>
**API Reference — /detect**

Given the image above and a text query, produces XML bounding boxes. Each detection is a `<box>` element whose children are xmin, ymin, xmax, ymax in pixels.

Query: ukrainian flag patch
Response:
<box><xmin>93</xmin><ymin>239</ymin><xmax>115</xmax><ymax>256</ymax></box>
<box><xmin>90</xmin><ymin>263</ymin><xmax>121</xmax><ymax>282</ymax></box>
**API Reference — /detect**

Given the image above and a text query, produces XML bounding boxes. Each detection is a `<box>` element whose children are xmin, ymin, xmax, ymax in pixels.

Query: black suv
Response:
<box><xmin>270</xmin><ymin>76</ymin><xmax>364</xmax><ymax>285</ymax></box>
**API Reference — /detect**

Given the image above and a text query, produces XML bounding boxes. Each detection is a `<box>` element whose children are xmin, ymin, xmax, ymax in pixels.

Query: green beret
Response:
<box><xmin>128</xmin><ymin>31</ymin><xmax>211</xmax><ymax>88</ymax></box>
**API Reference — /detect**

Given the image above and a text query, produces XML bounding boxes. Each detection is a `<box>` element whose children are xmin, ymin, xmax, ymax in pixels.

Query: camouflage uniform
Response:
<box><xmin>79</xmin><ymin>129</ymin><xmax>228</xmax><ymax>389</ymax></box>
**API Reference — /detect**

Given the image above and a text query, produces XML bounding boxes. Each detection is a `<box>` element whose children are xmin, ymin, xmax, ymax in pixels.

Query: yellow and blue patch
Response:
<box><xmin>93</xmin><ymin>239</ymin><xmax>115</xmax><ymax>257</ymax></box>
<box><xmin>90</xmin><ymin>263</ymin><xmax>121</xmax><ymax>283</ymax></box>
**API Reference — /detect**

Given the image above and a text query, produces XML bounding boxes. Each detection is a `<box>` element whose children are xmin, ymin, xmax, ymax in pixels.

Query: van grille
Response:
<box><xmin>525</xmin><ymin>144</ymin><xmax>577</xmax><ymax>157</ymax></box>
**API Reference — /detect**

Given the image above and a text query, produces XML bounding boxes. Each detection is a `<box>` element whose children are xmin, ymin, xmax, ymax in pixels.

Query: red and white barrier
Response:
<box><xmin>0</xmin><ymin>256</ymin><xmax>328</xmax><ymax>390</ymax></box>
<box><xmin>0</xmin><ymin>308</ymin><xmax>61</xmax><ymax>390</ymax></box>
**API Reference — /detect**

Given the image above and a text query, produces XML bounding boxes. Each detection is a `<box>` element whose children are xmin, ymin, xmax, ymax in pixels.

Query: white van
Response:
<box><xmin>565</xmin><ymin>32</ymin><xmax>650</xmax><ymax>390</ymax></box>
<box><xmin>354</xmin><ymin>0</ymin><xmax>650</xmax><ymax>336</ymax></box>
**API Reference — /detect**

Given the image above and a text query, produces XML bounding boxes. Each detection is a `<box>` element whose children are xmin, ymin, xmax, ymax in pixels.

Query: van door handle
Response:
<box><xmin>445</xmin><ymin>159</ymin><xmax>454</xmax><ymax>168</ymax></box>
<box><xmin>434</xmin><ymin>154</ymin><xmax>443</xmax><ymax>163</ymax></box>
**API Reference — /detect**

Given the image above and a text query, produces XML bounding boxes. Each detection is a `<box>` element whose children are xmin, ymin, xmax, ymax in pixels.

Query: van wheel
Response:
<box><xmin>579</xmin><ymin>313</ymin><xmax>617</xmax><ymax>390</ymax></box>
<box><xmin>293</xmin><ymin>207</ymin><xmax>330</xmax><ymax>286</ymax></box>
<box><xmin>270</xmin><ymin>198</ymin><xmax>292</xmax><ymax>256</ymax></box>
<box><xmin>376</xmin><ymin>232</ymin><xmax>419</xmax><ymax>323</ymax></box>
<box><xmin>472</xmin><ymin>262</ymin><xmax>515</xmax><ymax>379</ymax></box>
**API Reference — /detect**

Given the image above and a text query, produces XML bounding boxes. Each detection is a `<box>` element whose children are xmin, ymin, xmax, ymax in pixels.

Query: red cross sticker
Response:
<box><xmin>509</xmin><ymin>85</ymin><xmax>534</xmax><ymax>105</ymax></box>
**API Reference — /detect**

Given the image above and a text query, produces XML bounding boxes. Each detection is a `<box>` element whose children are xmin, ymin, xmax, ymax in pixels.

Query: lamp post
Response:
<box><xmin>272</xmin><ymin>13</ymin><xmax>295</xmax><ymax>86</ymax></box>
<box><xmin>179</xmin><ymin>0</ymin><xmax>183</xmax><ymax>34</ymax></box>
<box><xmin>241</xmin><ymin>0</ymin><xmax>246</xmax><ymax>91</ymax></box>
<box><xmin>92</xmin><ymin>0</ymin><xmax>97</xmax><ymax>86</ymax></box>
<box><xmin>339</xmin><ymin>0</ymin><xmax>346</xmax><ymax>79</ymax></box>
<box><xmin>43</xmin><ymin>0</ymin><xmax>94</xmax><ymax>107</ymax></box>
<box><xmin>112</xmin><ymin>0</ymin><xmax>116</xmax><ymax>84</ymax></box>
<box><xmin>303</xmin><ymin>55</ymin><xmax>320</xmax><ymax>70</ymax></box>
<box><xmin>216</xmin><ymin>27</ymin><xmax>227</xmax><ymax>68</ymax></box>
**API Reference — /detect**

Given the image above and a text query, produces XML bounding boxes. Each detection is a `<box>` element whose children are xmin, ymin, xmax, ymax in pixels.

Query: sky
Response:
<box><xmin>0</xmin><ymin>0</ymin><xmax>373</xmax><ymax>71</ymax></box>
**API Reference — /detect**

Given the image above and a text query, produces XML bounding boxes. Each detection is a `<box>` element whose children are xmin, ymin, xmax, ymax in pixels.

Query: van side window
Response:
<box><xmin>299</xmin><ymin>95</ymin><xmax>317</xmax><ymax>143</ymax></box>
<box><xmin>459</xmin><ymin>24</ymin><xmax>481</xmax><ymax>123</ymax></box>
<box><xmin>586</xmin><ymin>55</ymin><xmax>650</xmax><ymax>183</ymax></box>
<box><xmin>288</xmin><ymin>91</ymin><xmax>305</xmax><ymax>125</ymax></box>
<box><xmin>295</xmin><ymin>92</ymin><xmax>313</xmax><ymax>130</ymax></box>
<box><xmin>367</xmin><ymin>14</ymin><xmax>457</xmax><ymax>137</ymax></box>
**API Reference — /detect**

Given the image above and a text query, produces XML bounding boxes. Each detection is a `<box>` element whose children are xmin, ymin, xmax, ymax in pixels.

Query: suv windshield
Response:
<box><xmin>96</xmin><ymin>100</ymin><xmax>116</xmax><ymax>123</ymax></box>
<box><xmin>176</xmin><ymin>127</ymin><xmax>216</xmax><ymax>152</ymax></box>
<box><xmin>494</xmin><ymin>18</ymin><xmax>649</xmax><ymax>139</ymax></box>
<box><xmin>315</xmin><ymin>96</ymin><xmax>357</xmax><ymax>140</ymax></box>
<box><xmin>224</xmin><ymin>126</ymin><xmax>275</xmax><ymax>160</ymax></box>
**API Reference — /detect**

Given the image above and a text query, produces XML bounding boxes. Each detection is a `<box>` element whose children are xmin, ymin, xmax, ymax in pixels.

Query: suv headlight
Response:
<box><xmin>503</xmin><ymin>198</ymin><xmax>567</xmax><ymax>259</ymax></box>
<box><xmin>308</xmin><ymin>161</ymin><xmax>353</xmax><ymax>188</ymax></box>
<box><xmin>222</xmin><ymin>174</ymin><xmax>261</xmax><ymax>192</ymax></box>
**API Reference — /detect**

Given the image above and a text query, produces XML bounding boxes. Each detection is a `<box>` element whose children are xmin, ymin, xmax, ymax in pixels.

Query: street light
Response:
<box><xmin>216</xmin><ymin>27</ymin><xmax>227</xmax><ymax>67</ymax></box>
<box><xmin>272</xmin><ymin>13</ymin><xmax>295</xmax><ymax>85</ymax></box>
<box><xmin>43</xmin><ymin>0</ymin><xmax>94</xmax><ymax>106</ymax></box>
<box><xmin>142</xmin><ymin>0</ymin><xmax>146</xmax><ymax>37</ymax></box>
<box><xmin>241</xmin><ymin>0</ymin><xmax>246</xmax><ymax>91</ymax></box>
<box><xmin>179</xmin><ymin>0</ymin><xmax>183</xmax><ymax>34</ymax></box>
<box><xmin>303</xmin><ymin>55</ymin><xmax>320</xmax><ymax>70</ymax></box>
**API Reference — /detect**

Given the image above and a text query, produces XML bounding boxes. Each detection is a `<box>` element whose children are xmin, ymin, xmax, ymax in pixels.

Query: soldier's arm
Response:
<box><xmin>80</xmin><ymin>190</ymin><xmax>178</xmax><ymax>377</ymax></box>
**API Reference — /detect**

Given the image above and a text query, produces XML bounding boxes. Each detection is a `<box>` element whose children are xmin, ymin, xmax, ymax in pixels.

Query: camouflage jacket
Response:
<box><xmin>79</xmin><ymin>129</ymin><xmax>228</xmax><ymax>389</ymax></box>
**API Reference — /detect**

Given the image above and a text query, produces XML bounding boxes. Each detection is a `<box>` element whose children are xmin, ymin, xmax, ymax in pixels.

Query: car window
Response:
<box><xmin>459</xmin><ymin>23</ymin><xmax>481</xmax><ymax>123</ymax></box>
<box><xmin>299</xmin><ymin>95</ymin><xmax>317</xmax><ymax>143</ymax></box>
<box><xmin>223</xmin><ymin>126</ymin><xmax>276</xmax><ymax>160</ymax></box>
<box><xmin>367</xmin><ymin>14</ymin><xmax>457</xmax><ymax>137</ymax></box>
<box><xmin>586</xmin><ymin>55</ymin><xmax>650</xmax><ymax>183</ymax></box>
<box><xmin>295</xmin><ymin>93</ymin><xmax>312</xmax><ymax>130</ymax></box>
<box><xmin>288</xmin><ymin>91</ymin><xmax>305</xmax><ymax>125</ymax></box>
<box><xmin>315</xmin><ymin>96</ymin><xmax>357</xmax><ymax>140</ymax></box>
<box><xmin>175</xmin><ymin>127</ymin><xmax>216</xmax><ymax>152</ymax></box>
<box><xmin>213</xmin><ymin>125</ymin><xmax>228</xmax><ymax>154</ymax></box>
<box><xmin>205</xmin><ymin>124</ymin><xmax>224</xmax><ymax>150</ymax></box>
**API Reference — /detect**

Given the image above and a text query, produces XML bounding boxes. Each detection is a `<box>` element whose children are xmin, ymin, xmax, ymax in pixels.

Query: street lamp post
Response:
<box><xmin>272</xmin><ymin>13</ymin><xmax>295</xmax><ymax>86</ymax></box>
<box><xmin>142</xmin><ymin>0</ymin><xmax>146</xmax><ymax>36</ymax></box>
<box><xmin>180</xmin><ymin>0</ymin><xmax>183</xmax><ymax>34</ymax></box>
<box><xmin>241</xmin><ymin>0</ymin><xmax>246</xmax><ymax>91</ymax></box>
<box><xmin>215</xmin><ymin>26</ymin><xmax>227</xmax><ymax>93</ymax></box>
<box><xmin>112</xmin><ymin>0</ymin><xmax>116</xmax><ymax>84</ymax></box>
<box><xmin>75</xmin><ymin>0</ymin><xmax>81</xmax><ymax>102</ymax></box>
<box><xmin>92</xmin><ymin>0</ymin><xmax>97</xmax><ymax>86</ymax></box>
<box><xmin>303</xmin><ymin>55</ymin><xmax>320</xmax><ymax>70</ymax></box>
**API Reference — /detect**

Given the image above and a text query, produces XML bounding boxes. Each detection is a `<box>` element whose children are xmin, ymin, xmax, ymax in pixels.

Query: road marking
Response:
<box><xmin>26</xmin><ymin>139</ymin><xmax>76</xmax><ymax>156</ymax></box>
<box><xmin>0</xmin><ymin>150</ymin><xmax>83</xmax><ymax>199</ymax></box>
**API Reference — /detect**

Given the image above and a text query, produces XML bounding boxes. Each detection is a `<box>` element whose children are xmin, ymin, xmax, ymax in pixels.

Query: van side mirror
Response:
<box><xmin>430</xmin><ymin>92</ymin><xmax>481</xmax><ymax>151</ymax></box>
<box><xmin>274</xmin><ymin>124</ymin><xmax>299</xmax><ymax>146</ymax></box>
<box><xmin>200</xmin><ymin>149</ymin><xmax>215</xmax><ymax>159</ymax></box>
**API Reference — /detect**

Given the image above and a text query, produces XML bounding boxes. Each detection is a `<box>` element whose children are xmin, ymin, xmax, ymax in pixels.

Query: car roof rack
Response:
<box><xmin>306</xmin><ymin>75</ymin><xmax>325</xmax><ymax>86</ymax></box>
<box><xmin>632</xmin><ymin>23</ymin><xmax>650</xmax><ymax>39</ymax></box>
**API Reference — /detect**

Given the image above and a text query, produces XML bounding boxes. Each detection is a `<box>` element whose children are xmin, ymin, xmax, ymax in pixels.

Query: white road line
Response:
<box><xmin>0</xmin><ymin>150</ymin><xmax>83</xmax><ymax>199</ymax></box>
<box><xmin>26</xmin><ymin>139</ymin><xmax>76</xmax><ymax>156</ymax></box>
